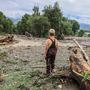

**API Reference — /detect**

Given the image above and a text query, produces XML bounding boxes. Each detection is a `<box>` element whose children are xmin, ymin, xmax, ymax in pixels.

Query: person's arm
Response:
<box><xmin>55</xmin><ymin>39</ymin><xmax>61</xmax><ymax>49</ymax></box>
<box><xmin>44</xmin><ymin>39</ymin><xmax>52</xmax><ymax>56</ymax></box>
<box><xmin>44</xmin><ymin>39</ymin><xmax>49</xmax><ymax>56</ymax></box>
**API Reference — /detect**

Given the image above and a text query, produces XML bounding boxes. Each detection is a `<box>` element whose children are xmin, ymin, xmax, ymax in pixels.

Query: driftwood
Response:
<box><xmin>73</xmin><ymin>39</ymin><xmax>89</xmax><ymax>62</ymax></box>
<box><xmin>0</xmin><ymin>35</ymin><xmax>14</xmax><ymax>43</ymax></box>
<box><xmin>69</xmin><ymin>47</ymin><xmax>90</xmax><ymax>90</ymax></box>
<box><xmin>0</xmin><ymin>74</ymin><xmax>5</xmax><ymax>82</ymax></box>
<box><xmin>25</xmin><ymin>31</ymin><xmax>33</xmax><ymax>39</ymax></box>
<box><xmin>70</xmin><ymin>69</ymin><xmax>90</xmax><ymax>90</ymax></box>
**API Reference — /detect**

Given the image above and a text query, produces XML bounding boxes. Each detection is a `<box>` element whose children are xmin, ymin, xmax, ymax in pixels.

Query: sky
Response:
<box><xmin>0</xmin><ymin>0</ymin><xmax>90</xmax><ymax>24</ymax></box>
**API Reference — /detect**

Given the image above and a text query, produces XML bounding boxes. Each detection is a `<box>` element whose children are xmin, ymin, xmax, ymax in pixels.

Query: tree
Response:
<box><xmin>17</xmin><ymin>14</ymin><xmax>30</xmax><ymax>34</ymax></box>
<box><xmin>31</xmin><ymin>16</ymin><xmax>50</xmax><ymax>37</ymax></box>
<box><xmin>78</xmin><ymin>30</ymin><xmax>85</xmax><ymax>37</ymax></box>
<box><xmin>3</xmin><ymin>18</ymin><xmax>14</xmax><ymax>33</ymax></box>
<box><xmin>88</xmin><ymin>34</ymin><xmax>90</xmax><ymax>37</ymax></box>
<box><xmin>0</xmin><ymin>24</ymin><xmax>4</xmax><ymax>32</ymax></box>
<box><xmin>62</xmin><ymin>17</ymin><xmax>68</xmax><ymax>22</ymax></box>
<box><xmin>17</xmin><ymin>15</ymin><xmax>50</xmax><ymax>37</ymax></box>
<box><xmin>0</xmin><ymin>11</ymin><xmax>14</xmax><ymax>34</ymax></box>
<box><xmin>62</xmin><ymin>21</ymin><xmax>74</xmax><ymax>35</ymax></box>
<box><xmin>16</xmin><ymin>2</ymin><xmax>80</xmax><ymax>38</ymax></box>
<box><xmin>33</xmin><ymin>6</ymin><xmax>40</xmax><ymax>16</ymax></box>
<box><xmin>43</xmin><ymin>2</ymin><xmax>62</xmax><ymax>38</ymax></box>
<box><xmin>72</xmin><ymin>20</ymin><xmax>80</xmax><ymax>34</ymax></box>
<box><xmin>0</xmin><ymin>11</ymin><xmax>6</xmax><ymax>22</ymax></box>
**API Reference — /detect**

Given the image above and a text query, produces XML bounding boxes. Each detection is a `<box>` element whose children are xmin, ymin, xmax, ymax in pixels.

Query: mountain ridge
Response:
<box><xmin>80</xmin><ymin>23</ymin><xmax>90</xmax><ymax>30</ymax></box>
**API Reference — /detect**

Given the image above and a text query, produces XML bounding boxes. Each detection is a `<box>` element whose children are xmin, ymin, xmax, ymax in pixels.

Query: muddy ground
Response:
<box><xmin>0</xmin><ymin>35</ymin><xmax>90</xmax><ymax>90</ymax></box>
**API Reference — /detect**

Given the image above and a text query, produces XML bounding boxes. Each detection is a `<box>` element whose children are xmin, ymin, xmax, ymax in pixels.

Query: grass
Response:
<box><xmin>0</xmin><ymin>51</ymin><xmax>7</xmax><ymax>59</ymax></box>
<box><xmin>0</xmin><ymin>47</ymin><xmax>75</xmax><ymax>90</ymax></box>
<box><xmin>81</xmin><ymin>71</ymin><xmax>90</xmax><ymax>81</ymax></box>
<box><xmin>0</xmin><ymin>68</ymin><xmax>61</xmax><ymax>90</ymax></box>
<box><xmin>0</xmin><ymin>57</ymin><xmax>65</xmax><ymax>90</ymax></box>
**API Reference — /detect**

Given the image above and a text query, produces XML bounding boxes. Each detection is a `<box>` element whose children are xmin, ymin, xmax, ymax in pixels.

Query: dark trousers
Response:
<box><xmin>46</xmin><ymin>55</ymin><xmax>55</xmax><ymax>74</ymax></box>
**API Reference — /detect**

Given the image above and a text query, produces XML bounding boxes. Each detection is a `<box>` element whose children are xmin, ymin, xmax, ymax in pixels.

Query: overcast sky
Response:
<box><xmin>0</xmin><ymin>0</ymin><xmax>90</xmax><ymax>24</ymax></box>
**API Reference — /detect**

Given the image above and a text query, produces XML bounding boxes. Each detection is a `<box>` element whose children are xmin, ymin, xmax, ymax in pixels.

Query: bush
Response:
<box><xmin>88</xmin><ymin>34</ymin><xmax>90</xmax><ymax>37</ymax></box>
<box><xmin>78</xmin><ymin>30</ymin><xmax>85</xmax><ymax>37</ymax></box>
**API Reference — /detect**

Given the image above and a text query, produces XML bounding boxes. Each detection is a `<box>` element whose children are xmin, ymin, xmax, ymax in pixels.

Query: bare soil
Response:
<box><xmin>0</xmin><ymin>35</ymin><xmax>90</xmax><ymax>90</ymax></box>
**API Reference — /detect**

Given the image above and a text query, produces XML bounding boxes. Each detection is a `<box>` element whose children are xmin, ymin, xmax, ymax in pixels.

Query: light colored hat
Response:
<box><xmin>49</xmin><ymin>29</ymin><xmax>55</xmax><ymax>34</ymax></box>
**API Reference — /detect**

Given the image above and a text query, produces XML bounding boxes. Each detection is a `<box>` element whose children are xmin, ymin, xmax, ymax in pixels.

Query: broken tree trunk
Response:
<box><xmin>0</xmin><ymin>35</ymin><xmax>14</xmax><ymax>43</ymax></box>
<box><xmin>73</xmin><ymin>39</ymin><xmax>89</xmax><ymax>62</ymax></box>
<box><xmin>69</xmin><ymin>47</ymin><xmax>90</xmax><ymax>90</ymax></box>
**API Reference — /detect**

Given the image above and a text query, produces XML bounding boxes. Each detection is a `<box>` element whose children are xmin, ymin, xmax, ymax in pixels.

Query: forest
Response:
<box><xmin>0</xmin><ymin>2</ymin><xmax>81</xmax><ymax>39</ymax></box>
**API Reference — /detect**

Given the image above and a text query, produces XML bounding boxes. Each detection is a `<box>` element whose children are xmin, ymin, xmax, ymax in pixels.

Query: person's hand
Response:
<box><xmin>41</xmin><ymin>53</ymin><xmax>46</xmax><ymax>60</ymax></box>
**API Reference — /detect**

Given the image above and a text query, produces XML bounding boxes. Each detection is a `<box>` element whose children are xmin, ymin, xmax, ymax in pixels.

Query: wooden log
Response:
<box><xmin>0</xmin><ymin>35</ymin><xmax>14</xmax><ymax>43</ymax></box>
<box><xmin>73</xmin><ymin>39</ymin><xmax>89</xmax><ymax>62</ymax></box>
<box><xmin>69</xmin><ymin>47</ymin><xmax>90</xmax><ymax>90</ymax></box>
<box><xmin>68</xmin><ymin>40</ymin><xmax>90</xmax><ymax>90</ymax></box>
<box><xmin>25</xmin><ymin>31</ymin><xmax>33</xmax><ymax>39</ymax></box>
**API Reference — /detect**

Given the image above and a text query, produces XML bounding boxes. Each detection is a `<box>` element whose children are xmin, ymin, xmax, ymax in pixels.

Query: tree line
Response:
<box><xmin>0</xmin><ymin>12</ymin><xmax>14</xmax><ymax>34</ymax></box>
<box><xmin>0</xmin><ymin>2</ymin><xmax>80</xmax><ymax>39</ymax></box>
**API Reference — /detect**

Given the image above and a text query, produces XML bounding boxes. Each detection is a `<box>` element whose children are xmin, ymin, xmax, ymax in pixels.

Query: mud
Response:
<box><xmin>0</xmin><ymin>35</ymin><xmax>90</xmax><ymax>90</ymax></box>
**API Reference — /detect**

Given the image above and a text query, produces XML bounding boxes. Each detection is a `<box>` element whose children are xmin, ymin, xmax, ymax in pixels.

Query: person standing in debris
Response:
<box><xmin>44</xmin><ymin>29</ymin><xmax>60</xmax><ymax>75</ymax></box>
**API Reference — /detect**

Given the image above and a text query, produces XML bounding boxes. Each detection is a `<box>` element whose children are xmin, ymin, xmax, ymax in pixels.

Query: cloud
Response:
<box><xmin>0</xmin><ymin>0</ymin><xmax>56</xmax><ymax>18</ymax></box>
<box><xmin>60</xmin><ymin>0</ymin><xmax>90</xmax><ymax>24</ymax></box>
<box><xmin>0</xmin><ymin>0</ymin><xmax>90</xmax><ymax>24</ymax></box>
<box><xmin>0</xmin><ymin>0</ymin><xmax>33</xmax><ymax>18</ymax></box>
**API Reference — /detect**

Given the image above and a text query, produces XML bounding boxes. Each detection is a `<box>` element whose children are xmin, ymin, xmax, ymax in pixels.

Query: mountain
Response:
<box><xmin>64</xmin><ymin>14</ymin><xmax>90</xmax><ymax>31</ymax></box>
<box><xmin>80</xmin><ymin>23</ymin><xmax>90</xmax><ymax>31</ymax></box>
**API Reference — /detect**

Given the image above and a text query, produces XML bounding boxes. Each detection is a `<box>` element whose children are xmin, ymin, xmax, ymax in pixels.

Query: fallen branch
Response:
<box><xmin>73</xmin><ymin>39</ymin><xmax>89</xmax><ymax>62</ymax></box>
<box><xmin>0</xmin><ymin>35</ymin><xmax>14</xmax><ymax>43</ymax></box>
